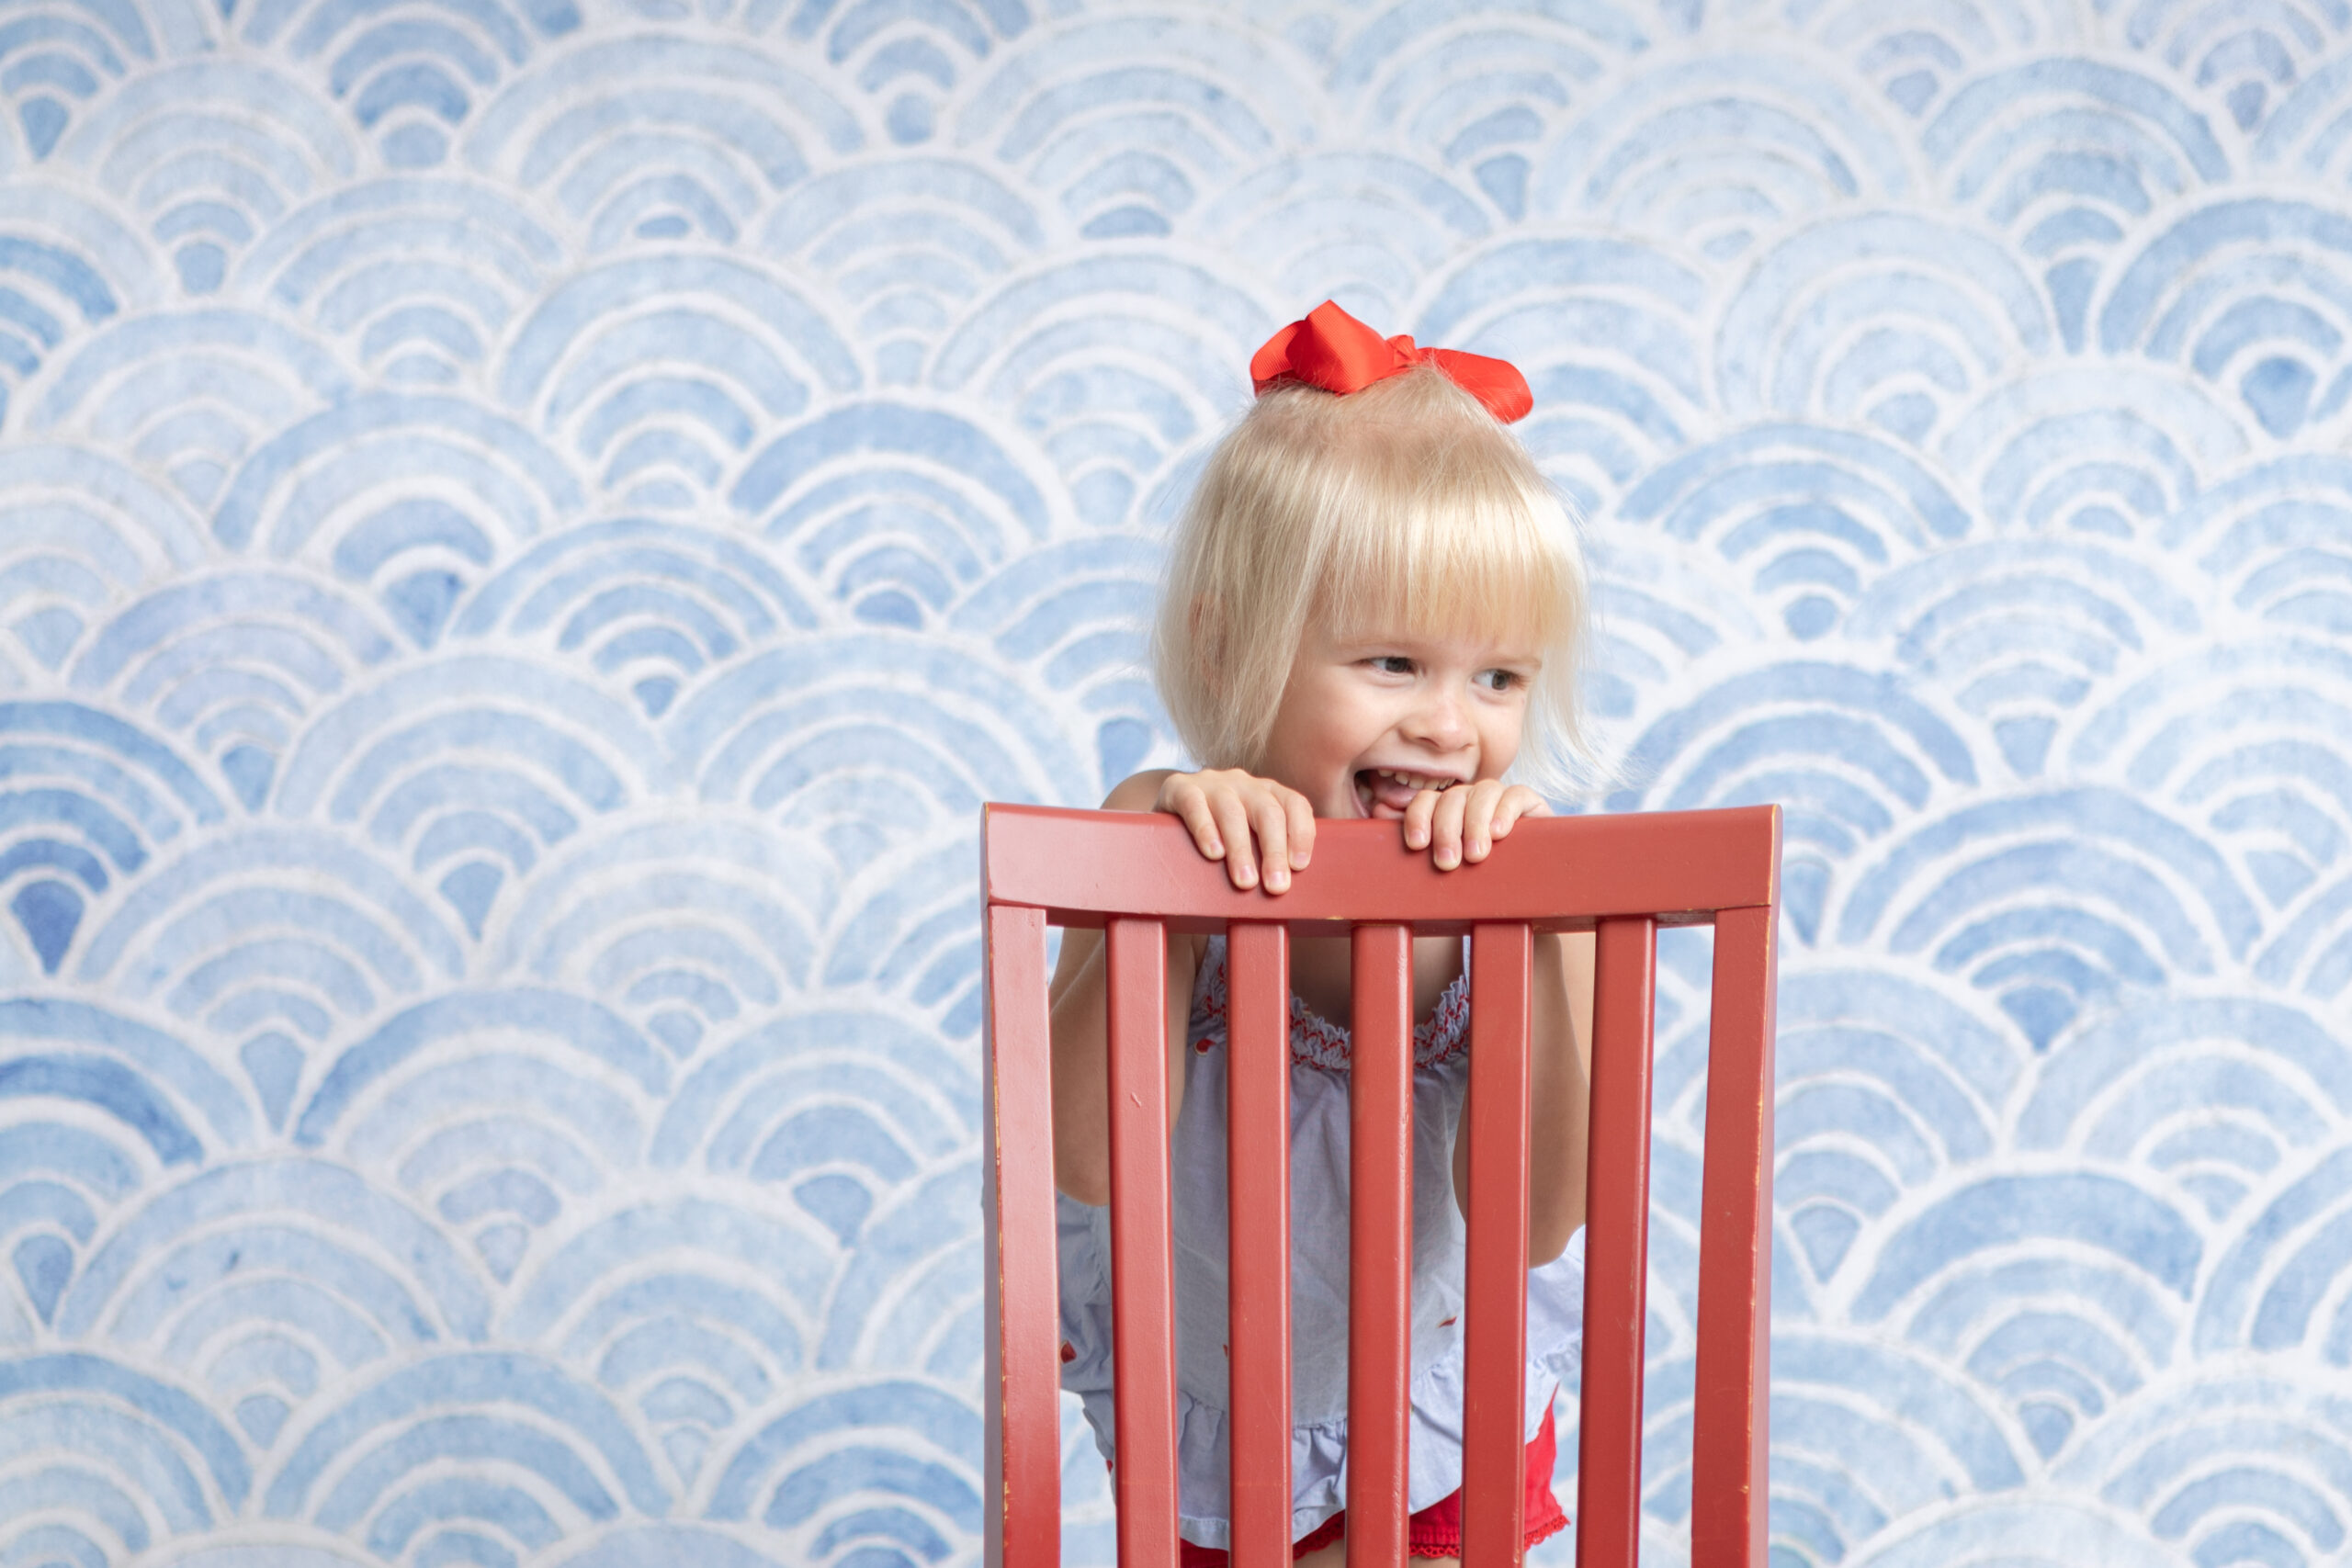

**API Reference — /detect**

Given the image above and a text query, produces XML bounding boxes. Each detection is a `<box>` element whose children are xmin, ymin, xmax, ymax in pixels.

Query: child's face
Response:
<box><xmin>1257</xmin><ymin>618</ymin><xmax>1542</xmax><ymax>819</ymax></box>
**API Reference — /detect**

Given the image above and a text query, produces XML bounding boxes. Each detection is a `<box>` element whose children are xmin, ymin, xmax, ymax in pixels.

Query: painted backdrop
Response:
<box><xmin>0</xmin><ymin>0</ymin><xmax>2347</xmax><ymax>1563</ymax></box>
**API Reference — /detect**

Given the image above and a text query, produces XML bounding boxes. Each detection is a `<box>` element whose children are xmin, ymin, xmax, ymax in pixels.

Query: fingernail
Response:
<box><xmin>1267</xmin><ymin>870</ymin><xmax>1288</xmax><ymax>891</ymax></box>
<box><xmin>1236</xmin><ymin>866</ymin><xmax>1256</xmax><ymax>887</ymax></box>
<box><xmin>1292</xmin><ymin>850</ymin><xmax>1310</xmax><ymax>868</ymax></box>
<box><xmin>1438</xmin><ymin>851</ymin><xmax>1459</xmax><ymax>869</ymax></box>
<box><xmin>1204</xmin><ymin>840</ymin><xmax>1222</xmax><ymax>856</ymax></box>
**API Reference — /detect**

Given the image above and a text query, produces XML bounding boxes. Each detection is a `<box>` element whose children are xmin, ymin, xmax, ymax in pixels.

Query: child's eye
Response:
<box><xmin>1476</xmin><ymin>669</ymin><xmax>1523</xmax><ymax>693</ymax></box>
<box><xmin>1369</xmin><ymin>655</ymin><xmax>1414</xmax><ymax>675</ymax></box>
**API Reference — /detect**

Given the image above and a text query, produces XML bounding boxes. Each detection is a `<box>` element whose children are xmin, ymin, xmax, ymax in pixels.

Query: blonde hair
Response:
<box><xmin>1152</xmin><ymin>362</ymin><xmax>1594</xmax><ymax>797</ymax></box>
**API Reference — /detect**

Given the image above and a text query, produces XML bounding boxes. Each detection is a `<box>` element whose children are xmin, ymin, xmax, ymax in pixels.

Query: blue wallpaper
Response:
<box><xmin>0</xmin><ymin>0</ymin><xmax>2346</xmax><ymax>1563</ymax></box>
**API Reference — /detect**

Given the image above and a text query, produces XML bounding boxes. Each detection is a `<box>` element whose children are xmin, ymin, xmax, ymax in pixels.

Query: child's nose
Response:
<box><xmin>1402</xmin><ymin>688</ymin><xmax>1470</xmax><ymax>747</ymax></box>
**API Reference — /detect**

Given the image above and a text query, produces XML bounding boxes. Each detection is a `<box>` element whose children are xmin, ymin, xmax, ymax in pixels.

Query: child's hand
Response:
<box><xmin>1154</xmin><ymin>769</ymin><xmax>1316</xmax><ymax>893</ymax></box>
<box><xmin>1402</xmin><ymin>780</ymin><xmax>1548</xmax><ymax>871</ymax></box>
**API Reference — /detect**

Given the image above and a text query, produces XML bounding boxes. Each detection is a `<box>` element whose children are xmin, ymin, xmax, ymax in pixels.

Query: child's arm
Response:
<box><xmin>1048</xmin><ymin>770</ymin><xmax>1204</xmax><ymax>1206</ymax></box>
<box><xmin>1454</xmin><ymin>929</ymin><xmax>1595</xmax><ymax>1265</ymax></box>
<box><xmin>1046</xmin><ymin>764</ymin><xmax>1314</xmax><ymax>1201</ymax></box>
<box><xmin>1426</xmin><ymin>782</ymin><xmax>1597</xmax><ymax>1265</ymax></box>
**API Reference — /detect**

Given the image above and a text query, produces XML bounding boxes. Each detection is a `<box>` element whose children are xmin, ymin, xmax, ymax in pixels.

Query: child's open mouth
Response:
<box><xmin>1353</xmin><ymin>768</ymin><xmax>1451</xmax><ymax>818</ymax></box>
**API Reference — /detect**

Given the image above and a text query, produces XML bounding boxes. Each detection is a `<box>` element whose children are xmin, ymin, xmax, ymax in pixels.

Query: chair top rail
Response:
<box><xmin>983</xmin><ymin>804</ymin><xmax>1779</xmax><ymax>934</ymax></box>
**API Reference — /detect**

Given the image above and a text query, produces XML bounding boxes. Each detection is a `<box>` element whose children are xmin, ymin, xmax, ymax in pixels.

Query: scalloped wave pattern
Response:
<box><xmin>0</xmin><ymin>0</ymin><xmax>2346</xmax><ymax>1562</ymax></box>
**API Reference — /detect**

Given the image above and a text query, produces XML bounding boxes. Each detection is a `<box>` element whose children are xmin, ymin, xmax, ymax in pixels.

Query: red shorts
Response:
<box><xmin>1176</xmin><ymin>1404</ymin><xmax>1568</xmax><ymax>1563</ymax></box>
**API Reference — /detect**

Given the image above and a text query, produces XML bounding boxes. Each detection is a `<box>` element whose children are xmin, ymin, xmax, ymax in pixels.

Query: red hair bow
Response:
<box><xmin>1249</xmin><ymin>299</ymin><xmax>1532</xmax><ymax>424</ymax></box>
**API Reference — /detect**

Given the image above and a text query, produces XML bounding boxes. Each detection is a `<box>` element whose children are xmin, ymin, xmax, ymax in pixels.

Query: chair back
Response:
<box><xmin>981</xmin><ymin>804</ymin><xmax>1781</xmax><ymax>1567</ymax></box>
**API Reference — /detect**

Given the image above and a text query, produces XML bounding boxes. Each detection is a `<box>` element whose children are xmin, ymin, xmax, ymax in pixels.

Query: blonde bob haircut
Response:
<box><xmin>1153</xmin><ymin>361</ymin><xmax>1594</xmax><ymax>798</ymax></box>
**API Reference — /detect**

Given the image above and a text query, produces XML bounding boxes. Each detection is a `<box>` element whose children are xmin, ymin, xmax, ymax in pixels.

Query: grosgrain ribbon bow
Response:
<box><xmin>1249</xmin><ymin>299</ymin><xmax>1532</xmax><ymax>424</ymax></box>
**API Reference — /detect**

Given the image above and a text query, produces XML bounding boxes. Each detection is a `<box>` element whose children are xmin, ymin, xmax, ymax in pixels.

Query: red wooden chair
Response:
<box><xmin>981</xmin><ymin>804</ymin><xmax>1781</xmax><ymax>1567</ymax></box>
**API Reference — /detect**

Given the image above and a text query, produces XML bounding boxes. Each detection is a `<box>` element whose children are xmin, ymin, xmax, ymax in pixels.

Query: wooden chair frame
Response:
<box><xmin>981</xmin><ymin>803</ymin><xmax>1781</xmax><ymax>1567</ymax></box>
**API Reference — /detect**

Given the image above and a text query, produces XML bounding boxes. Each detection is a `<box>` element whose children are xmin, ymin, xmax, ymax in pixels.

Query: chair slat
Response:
<box><xmin>1577</xmin><ymin>916</ymin><xmax>1659</xmax><ymax>1568</ymax></box>
<box><xmin>1227</xmin><ymin>921</ymin><xmax>1293</xmax><ymax>1568</ymax></box>
<box><xmin>1347</xmin><ymin>922</ymin><xmax>1414</xmax><ymax>1568</ymax></box>
<box><xmin>984</xmin><ymin>906</ymin><xmax>1060</xmax><ymax>1568</ymax></box>
<box><xmin>1460</xmin><ymin>922</ymin><xmax>1532</xmax><ymax>1567</ymax></box>
<box><xmin>1692</xmin><ymin>905</ymin><xmax>1778</xmax><ymax>1568</ymax></box>
<box><xmin>1106</xmin><ymin>917</ymin><xmax>1180</xmax><ymax>1566</ymax></box>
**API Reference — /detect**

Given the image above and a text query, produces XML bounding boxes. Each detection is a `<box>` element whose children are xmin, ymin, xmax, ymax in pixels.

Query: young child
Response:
<box><xmin>1047</xmin><ymin>300</ymin><xmax>1598</xmax><ymax>1565</ymax></box>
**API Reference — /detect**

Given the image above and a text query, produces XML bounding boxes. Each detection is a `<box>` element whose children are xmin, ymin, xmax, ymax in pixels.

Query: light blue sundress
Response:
<box><xmin>1055</xmin><ymin>934</ymin><xmax>1588</xmax><ymax>1551</ymax></box>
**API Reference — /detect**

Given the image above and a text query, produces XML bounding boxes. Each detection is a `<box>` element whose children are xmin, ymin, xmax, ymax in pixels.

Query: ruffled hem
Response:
<box><xmin>1059</xmin><ymin>1203</ymin><xmax>1586</xmax><ymax>1551</ymax></box>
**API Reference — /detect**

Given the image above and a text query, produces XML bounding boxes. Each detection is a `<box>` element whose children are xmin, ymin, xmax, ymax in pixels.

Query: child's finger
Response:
<box><xmin>1430</xmin><ymin>784</ymin><xmax>1471</xmax><ymax>870</ymax></box>
<box><xmin>1169</xmin><ymin>786</ymin><xmax>1226</xmax><ymax>860</ymax></box>
<box><xmin>1403</xmin><ymin>784</ymin><xmax>1440</xmax><ymax>850</ymax></box>
<box><xmin>1283</xmin><ymin>788</ymin><xmax>1316</xmax><ymax>869</ymax></box>
<box><xmin>1462</xmin><ymin>782</ymin><xmax>1504</xmax><ymax>863</ymax></box>
<box><xmin>1496</xmin><ymin>780</ymin><xmax>1552</xmax><ymax>841</ymax></box>
<box><xmin>1209</xmin><ymin>792</ymin><xmax>1259</xmax><ymax>888</ymax></box>
<box><xmin>1249</xmin><ymin>791</ymin><xmax>1292</xmax><ymax>893</ymax></box>
<box><xmin>1491</xmin><ymin>785</ymin><xmax>1549</xmax><ymax>839</ymax></box>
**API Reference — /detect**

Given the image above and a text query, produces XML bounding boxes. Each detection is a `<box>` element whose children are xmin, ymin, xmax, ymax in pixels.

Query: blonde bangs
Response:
<box><xmin>1153</xmin><ymin>361</ymin><xmax>1596</xmax><ymax>796</ymax></box>
<box><xmin>1313</xmin><ymin>451</ymin><xmax>1575</xmax><ymax>657</ymax></box>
